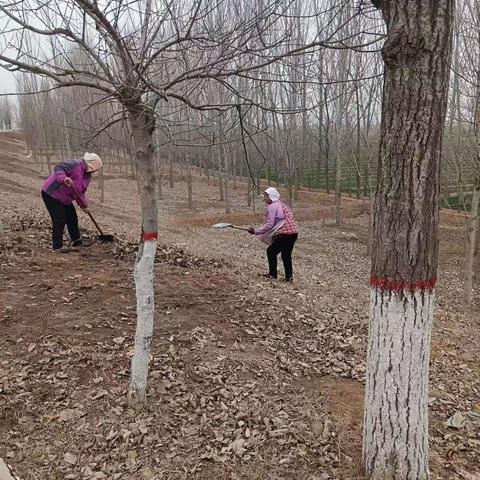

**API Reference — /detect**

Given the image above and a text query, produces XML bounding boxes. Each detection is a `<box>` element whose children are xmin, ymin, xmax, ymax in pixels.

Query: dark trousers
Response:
<box><xmin>42</xmin><ymin>191</ymin><xmax>81</xmax><ymax>249</ymax></box>
<box><xmin>267</xmin><ymin>233</ymin><xmax>298</xmax><ymax>280</ymax></box>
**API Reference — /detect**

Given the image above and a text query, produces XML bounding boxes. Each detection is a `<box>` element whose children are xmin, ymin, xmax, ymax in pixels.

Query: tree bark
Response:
<box><xmin>99</xmin><ymin>166</ymin><xmax>105</xmax><ymax>203</ymax></box>
<box><xmin>364</xmin><ymin>2</ymin><xmax>454</xmax><ymax>479</ymax></box>
<box><xmin>334</xmin><ymin>155</ymin><xmax>342</xmax><ymax>225</ymax></box>
<box><xmin>187</xmin><ymin>166</ymin><xmax>193</xmax><ymax>208</ymax></box>
<box><xmin>218</xmin><ymin>116</ymin><xmax>230</xmax><ymax>214</ymax></box>
<box><xmin>169</xmin><ymin>151</ymin><xmax>174</xmax><ymax>188</ymax></box>
<box><xmin>334</xmin><ymin>34</ymin><xmax>347</xmax><ymax>226</ymax></box>
<box><xmin>463</xmin><ymin>183</ymin><xmax>480</xmax><ymax>310</ymax></box>
<box><xmin>127</xmin><ymin>104</ymin><xmax>158</xmax><ymax>406</ymax></box>
<box><xmin>157</xmin><ymin>159</ymin><xmax>163</xmax><ymax>201</ymax></box>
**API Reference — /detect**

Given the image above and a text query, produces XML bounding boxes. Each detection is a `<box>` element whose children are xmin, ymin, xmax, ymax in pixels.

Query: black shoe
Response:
<box><xmin>72</xmin><ymin>238</ymin><xmax>94</xmax><ymax>247</ymax></box>
<box><xmin>53</xmin><ymin>246</ymin><xmax>72</xmax><ymax>253</ymax></box>
<box><xmin>261</xmin><ymin>273</ymin><xmax>277</xmax><ymax>280</ymax></box>
<box><xmin>283</xmin><ymin>277</ymin><xmax>293</xmax><ymax>283</ymax></box>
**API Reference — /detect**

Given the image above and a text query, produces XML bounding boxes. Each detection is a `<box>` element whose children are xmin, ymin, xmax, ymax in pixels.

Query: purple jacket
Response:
<box><xmin>254</xmin><ymin>201</ymin><xmax>286</xmax><ymax>235</ymax></box>
<box><xmin>42</xmin><ymin>160</ymin><xmax>90</xmax><ymax>207</ymax></box>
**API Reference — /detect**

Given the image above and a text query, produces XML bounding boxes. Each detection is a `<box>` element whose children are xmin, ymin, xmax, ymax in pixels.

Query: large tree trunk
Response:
<box><xmin>364</xmin><ymin>2</ymin><xmax>454</xmax><ymax>479</ymax></box>
<box><xmin>127</xmin><ymin>104</ymin><xmax>158</xmax><ymax>406</ymax></box>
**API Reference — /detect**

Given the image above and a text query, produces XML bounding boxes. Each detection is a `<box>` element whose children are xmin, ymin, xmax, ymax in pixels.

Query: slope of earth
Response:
<box><xmin>1</xmin><ymin>132</ymin><xmax>479</xmax><ymax>479</ymax></box>
<box><xmin>1</xmin><ymin>220</ymin><xmax>365</xmax><ymax>480</ymax></box>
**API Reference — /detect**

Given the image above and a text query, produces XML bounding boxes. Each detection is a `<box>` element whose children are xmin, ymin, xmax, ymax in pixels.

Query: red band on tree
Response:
<box><xmin>142</xmin><ymin>232</ymin><xmax>158</xmax><ymax>241</ymax></box>
<box><xmin>370</xmin><ymin>275</ymin><xmax>437</xmax><ymax>292</ymax></box>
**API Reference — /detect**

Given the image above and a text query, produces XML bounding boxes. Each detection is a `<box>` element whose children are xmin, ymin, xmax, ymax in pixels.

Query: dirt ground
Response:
<box><xmin>0</xmin><ymin>132</ymin><xmax>479</xmax><ymax>480</ymax></box>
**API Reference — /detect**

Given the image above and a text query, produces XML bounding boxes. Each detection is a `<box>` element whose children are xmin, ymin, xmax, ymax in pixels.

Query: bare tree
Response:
<box><xmin>364</xmin><ymin>1</ymin><xmax>455</xmax><ymax>479</ymax></box>
<box><xmin>463</xmin><ymin>70</ymin><xmax>480</xmax><ymax>309</ymax></box>
<box><xmin>0</xmin><ymin>96</ymin><xmax>13</xmax><ymax>130</ymax></box>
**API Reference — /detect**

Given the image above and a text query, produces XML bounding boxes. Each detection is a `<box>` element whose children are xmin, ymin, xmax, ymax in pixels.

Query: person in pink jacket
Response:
<box><xmin>248</xmin><ymin>187</ymin><xmax>299</xmax><ymax>282</ymax></box>
<box><xmin>41</xmin><ymin>153</ymin><xmax>103</xmax><ymax>253</ymax></box>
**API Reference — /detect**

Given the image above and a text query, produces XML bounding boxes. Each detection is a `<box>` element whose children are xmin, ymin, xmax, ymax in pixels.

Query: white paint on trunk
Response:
<box><xmin>0</xmin><ymin>458</ymin><xmax>18</xmax><ymax>480</ymax></box>
<box><xmin>128</xmin><ymin>239</ymin><xmax>157</xmax><ymax>404</ymax></box>
<box><xmin>363</xmin><ymin>288</ymin><xmax>435</xmax><ymax>480</ymax></box>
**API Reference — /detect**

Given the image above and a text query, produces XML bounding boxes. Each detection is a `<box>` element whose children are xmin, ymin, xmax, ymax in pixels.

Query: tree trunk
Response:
<box><xmin>463</xmin><ymin>182</ymin><xmax>480</xmax><ymax>309</ymax></box>
<box><xmin>45</xmin><ymin>148</ymin><xmax>52</xmax><ymax>172</ymax></box>
<box><xmin>355</xmin><ymin>84</ymin><xmax>362</xmax><ymax>199</ymax></box>
<box><xmin>218</xmin><ymin>169</ymin><xmax>224</xmax><ymax>201</ymax></box>
<box><xmin>475</xmin><ymin>214</ymin><xmax>480</xmax><ymax>278</ymax></box>
<box><xmin>218</xmin><ymin>117</ymin><xmax>230</xmax><ymax>213</ymax></box>
<box><xmin>367</xmin><ymin>204</ymin><xmax>373</xmax><ymax>257</ymax></box>
<box><xmin>99</xmin><ymin>166</ymin><xmax>105</xmax><ymax>203</ymax></box>
<box><xmin>334</xmin><ymin>38</ymin><xmax>347</xmax><ymax>226</ymax></box>
<box><xmin>233</xmin><ymin>151</ymin><xmax>237</xmax><ymax>191</ymax></box>
<box><xmin>127</xmin><ymin>106</ymin><xmax>158</xmax><ymax>406</ymax></box>
<box><xmin>187</xmin><ymin>167</ymin><xmax>193</xmax><ymax>208</ymax></box>
<box><xmin>294</xmin><ymin>173</ymin><xmax>299</xmax><ymax>203</ymax></box>
<box><xmin>247</xmin><ymin>176</ymin><xmax>252</xmax><ymax>207</ymax></box>
<box><xmin>335</xmin><ymin>155</ymin><xmax>341</xmax><ymax>225</ymax></box>
<box><xmin>158</xmin><ymin>172</ymin><xmax>163</xmax><ymax>200</ymax></box>
<box><xmin>364</xmin><ymin>2</ymin><xmax>454</xmax><ymax>479</ymax></box>
<box><xmin>463</xmin><ymin>67</ymin><xmax>480</xmax><ymax>310</ymax></box>
<box><xmin>325</xmin><ymin>123</ymin><xmax>330</xmax><ymax>193</ymax></box>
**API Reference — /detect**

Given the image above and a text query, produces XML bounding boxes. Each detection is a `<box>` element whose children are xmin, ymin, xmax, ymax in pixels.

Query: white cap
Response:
<box><xmin>265</xmin><ymin>187</ymin><xmax>280</xmax><ymax>202</ymax></box>
<box><xmin>83</xmin><ymin>152</ymin><xmax>103</xmax><ymax>172</ymax></box>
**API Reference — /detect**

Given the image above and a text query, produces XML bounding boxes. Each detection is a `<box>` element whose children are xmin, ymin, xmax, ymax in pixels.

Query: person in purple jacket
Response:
<box><xmin>41</xmin><ymin>153</ymin><xmax>103</xmax><ymax>253</ymax></box>
<box><xmin>248</xmin><ymin>187</ymin><xmax>300</xmax><ymax>281</ymax></box>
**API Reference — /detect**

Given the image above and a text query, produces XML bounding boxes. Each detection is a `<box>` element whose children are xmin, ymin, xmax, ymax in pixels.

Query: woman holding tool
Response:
<box><xmin>248</xmin><ymin>187</ymin><xmax>299</xmax><ymax>282</ymax></box>
<box><xmin>41</xmin><ymin>153</ymin><xmax>103</xmax><ymax>253</ymax></box>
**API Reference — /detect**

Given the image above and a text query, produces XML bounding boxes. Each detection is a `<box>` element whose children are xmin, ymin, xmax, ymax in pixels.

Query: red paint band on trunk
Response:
<box><xmin>143</xmin><ymin>233</ymin><xmax>158</xmax><ymax>241</ymax></box>
<box><xmin>370</xmin><ymin>275</ymin><xmax>436</xmax><ymax>292</ymax></box>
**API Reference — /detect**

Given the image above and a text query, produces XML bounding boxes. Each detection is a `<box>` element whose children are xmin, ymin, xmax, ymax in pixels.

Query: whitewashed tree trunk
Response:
<box><xmin>364</xmin><ymin>1</ymin><xmax>454</xmax><ymax>479</ymax></box>
<box><xmin>364</xmin><ymin>289</ymin><xmax>434</xmax><ymax>480</ymax></box>
<box><xmin>129</xmin><ymin>238</ymin><xmax>157</xmax><ymax>400</ymax></box>
<box><xmin>128</xmin><ymin>103</ymin><xmax>158</xmax><ymax>405</ymax></box>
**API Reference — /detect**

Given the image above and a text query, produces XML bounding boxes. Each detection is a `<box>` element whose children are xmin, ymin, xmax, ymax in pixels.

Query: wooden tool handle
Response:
<box><xmin>70</xmin><ymin>184</ymin><xmax>105</xmax><ymax>236</ymax></box>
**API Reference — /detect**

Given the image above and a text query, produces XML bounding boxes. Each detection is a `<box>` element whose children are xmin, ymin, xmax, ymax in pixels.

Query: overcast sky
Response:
<box><xmin>0</xmin><ymin>68</ymin><xmax>16</xmax><ymax>93</ymax></box>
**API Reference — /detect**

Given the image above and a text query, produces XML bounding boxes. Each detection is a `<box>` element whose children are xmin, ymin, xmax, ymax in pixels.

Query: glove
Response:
<box><xmin>248</xmin><ymin>227</ymin><xmax>255</xmax><ymax>235</ymax></box>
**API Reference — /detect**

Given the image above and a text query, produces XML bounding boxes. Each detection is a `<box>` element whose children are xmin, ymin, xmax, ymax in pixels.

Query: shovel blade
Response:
<box><xmin>212</xmin><ymin>223</ymin><xmax>233</xmax><ymax>229</ymax></box>
<box><xmin>97</xmin><ymin>234</ymin><xmax>114</xmax><ymax>242</ymax></box>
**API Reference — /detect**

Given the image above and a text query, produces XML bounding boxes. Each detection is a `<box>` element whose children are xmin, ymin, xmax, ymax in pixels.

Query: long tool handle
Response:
<box><xmin>70</xmin><ymin>184</ymin><xmax>105</xmax><ymax>236</ymax></box>
<box><xmin>230</xmin><ymin>225</ymin><xmax>250</xmax><ymax>231</ymax></box>
<box><xmin>85</xmin><ymin>210</ymin><xmax>105</xmax><ymax>236</ymax></box>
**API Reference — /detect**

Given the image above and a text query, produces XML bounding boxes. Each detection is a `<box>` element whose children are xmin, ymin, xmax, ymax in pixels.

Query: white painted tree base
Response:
<box><xmin>363</xmin><ymin>288</ymin><xmax>435</xmax><ymax>480</ymax></box>
<box><xmin>128</xmin><ymin>240</ymin><xmax>157</xmax><ymax>404</ymax></box>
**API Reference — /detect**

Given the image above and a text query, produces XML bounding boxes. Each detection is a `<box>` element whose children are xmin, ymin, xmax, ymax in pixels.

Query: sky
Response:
<box><xmin>0</xmin><ymin>68</ymin><xmax>16</xmax><ymax>94</ymax></box>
